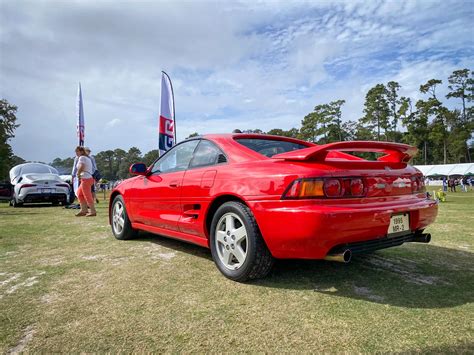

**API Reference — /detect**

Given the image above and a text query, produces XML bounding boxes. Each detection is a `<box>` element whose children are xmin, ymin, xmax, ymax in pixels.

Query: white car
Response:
<box><xmin>9</xmin><ymin>163</ymin><xmax>71</xmax><ymax>207</ymax></box>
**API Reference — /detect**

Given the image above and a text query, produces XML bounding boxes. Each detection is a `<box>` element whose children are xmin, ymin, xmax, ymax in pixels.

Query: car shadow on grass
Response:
<box><xmin>256</xmin><ymin>244</ymin><xmax>474</xmax><ymax>309</ymax></box>
<box><xmin>131</xmin><ymin>233</ymin><xmax>472</xmax><ymax>309</ymax></box>
<box><xmin>133</xmin><ymin>231</ymin><xmax>212</xmax><ymax>260</ymax></box>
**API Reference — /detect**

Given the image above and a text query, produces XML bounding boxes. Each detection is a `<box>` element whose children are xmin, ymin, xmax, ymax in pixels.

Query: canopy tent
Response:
<box><xmin>414</xmin><ymin>165</ymin><xmax>436</xmax><ymax>176</ymax></box>
<box><xmin>414</xmin><ymin>163</ymin><xmax>474</xmax><ymax>177</ymax></box>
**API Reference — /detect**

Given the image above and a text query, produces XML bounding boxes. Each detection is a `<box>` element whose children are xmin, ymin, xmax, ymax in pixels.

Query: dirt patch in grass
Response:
<box><xmin>1</xmin><ymin>272</ymin><xmax>46</xmax><ymax>299</ymax></box>
<box><xmin>363</xmin><ymin>254</ymin><xmax>448</xmax><ymax>285</ymax></box>
<box><xmin>353</xmin><ymin>285</ymin><xmax>385</xmax><ymax>302</ymax></box>
<box><xmin>6</xmin><ymin>326</ymin><xmax>35</xmax><ymax>354</ymax></box>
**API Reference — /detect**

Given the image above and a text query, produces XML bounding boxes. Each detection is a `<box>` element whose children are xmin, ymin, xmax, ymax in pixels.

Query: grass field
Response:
<box><xmin>0</xmin><ymin>191</ymin><xmax>473</xmax><ymax>352</ymax></box>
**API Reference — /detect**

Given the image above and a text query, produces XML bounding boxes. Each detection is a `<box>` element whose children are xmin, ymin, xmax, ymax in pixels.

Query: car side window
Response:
<box><xmin>150</xmin><ymin>140</ymin><xmax>199</xmax><ymax>174</ymax></box>
<box><xmin>189</xmin><ymin>140</ymin><xmax>226</xmax><ymax>169</ymax></box>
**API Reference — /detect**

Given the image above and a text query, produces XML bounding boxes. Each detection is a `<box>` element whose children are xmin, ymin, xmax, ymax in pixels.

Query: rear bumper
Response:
<box><xmin>327</xmin><ymin>231</ymin><xmax>430</xmax><ymax>255</ymax></box>
<box><xmin>19</xmin><ymin>193</ymin><xmax>68</xmax><ymax>203</ymax></box>
<box><xmin>248</xmin><ymin>196</ymin><xmax>438</xmax><ymax>259</ymax></box>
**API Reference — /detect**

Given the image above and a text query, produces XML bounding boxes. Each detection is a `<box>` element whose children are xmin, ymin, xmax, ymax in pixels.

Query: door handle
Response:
<box><xmin>169</xmin><ymin>181</ymin><xmax>179</xmax><ymax>188</ymax></box>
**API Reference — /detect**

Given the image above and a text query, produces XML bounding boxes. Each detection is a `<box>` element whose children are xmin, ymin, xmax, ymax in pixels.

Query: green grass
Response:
<box><xmin>0</xmin><ymin>192</ymin><xmax>473</xmax><ymax>352</ymax></box>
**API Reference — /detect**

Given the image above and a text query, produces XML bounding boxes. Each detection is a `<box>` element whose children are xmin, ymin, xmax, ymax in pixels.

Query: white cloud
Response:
<box><xmin>1</xmin><ymin>0</ymin><xmax>472</xmax><ymax>162</ymax></box>
<box><xmin>106</xmin><ymin>118</ymin><xmax>121</xmax><ymax>127</ymax></box>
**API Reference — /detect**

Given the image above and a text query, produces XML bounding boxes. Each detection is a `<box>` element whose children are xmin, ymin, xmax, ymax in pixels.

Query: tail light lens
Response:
<box><xmin>19</xmin><ymin>184</ymin><xmax>37</xmax><ymax>192</ymax></box>
<box><xmin>283</xmin><ymin>178</ymin><xmax>366</xmax><ymax>199</ymax></box>
<box><xmin>350</xmin><ymin>178</ymin><xmax>365</xmax><ymax>197</ymax></box>
<box><xmin>285</xmin><ymin>179</ymin><xmax>324</xmax><ymax>199</ymax></box>
<box><xmin>324</xmin><ymin>179</ymin><xmax>343</xmax><ymax>197</ymax></box>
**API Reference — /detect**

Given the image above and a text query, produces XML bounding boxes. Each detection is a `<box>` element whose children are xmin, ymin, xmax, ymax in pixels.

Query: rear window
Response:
<box><xmin>236</xmin><ymin>138</ymin><xmax>308</xmax><ymax>157</ymax></box>
<box><xmin>21</xmin><ymin>164</ymin><xmax>57</xmax><ymax>174</ymax></box>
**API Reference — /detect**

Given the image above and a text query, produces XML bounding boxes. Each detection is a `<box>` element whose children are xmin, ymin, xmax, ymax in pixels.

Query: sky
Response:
<box><xmin>1</xmin><ymin>0</ymin><xmax>473</xmax><ymax>163</ymax></box>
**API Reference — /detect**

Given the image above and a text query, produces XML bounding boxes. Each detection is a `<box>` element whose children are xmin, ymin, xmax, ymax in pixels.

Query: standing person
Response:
<box><xmin>442</xmin><ymin>177</ymin><xmax>447</xmax><ymax>192</ymax></box>
<box><xmin>74</xmin><ymin>146</ymin><xmax>96</xmax><ymax>217</ymax></box>
<box><xmin>84</xmin><ymin>147</ymin><xmax>100</xmax><ymax>203</ymax></box>
<box><xmin>71</xmin><ymin>153</ymin><xmax>80</xmax><ymax>207</ymax></box>
<box><xmin>449</xmin><ymin>177</ymin><xmax>456</xmax><ymax>192</ymax></box>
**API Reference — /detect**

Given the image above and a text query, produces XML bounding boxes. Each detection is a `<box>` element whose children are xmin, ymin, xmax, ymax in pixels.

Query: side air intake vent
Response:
<box><xmin>217</xmin><ymin>154</ymin><xmax>227</xmax><ymax>164</ymax></box>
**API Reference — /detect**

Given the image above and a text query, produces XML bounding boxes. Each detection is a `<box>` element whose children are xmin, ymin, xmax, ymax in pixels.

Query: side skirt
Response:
<box><xmin>131</xmin><ymin>222</ymin><xmax>210</xmax><ymax>248</ymax></box>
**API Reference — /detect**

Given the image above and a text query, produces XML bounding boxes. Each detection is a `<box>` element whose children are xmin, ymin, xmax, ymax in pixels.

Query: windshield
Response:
<box><xmin>236</xmin><ymin>138</ymin><xmax>309</xmax><ymax>158</ymax></box>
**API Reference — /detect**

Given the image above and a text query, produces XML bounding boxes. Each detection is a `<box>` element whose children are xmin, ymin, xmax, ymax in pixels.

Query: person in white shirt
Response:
<box><xmin>84</xmin><ymin>147</ymin><xmax>99</xmax><ymax>203</ymax></box>
<box><xmin>74</xmin><ymin>146</ymin><xmax>96</xmax><ymax>217</ymax></box>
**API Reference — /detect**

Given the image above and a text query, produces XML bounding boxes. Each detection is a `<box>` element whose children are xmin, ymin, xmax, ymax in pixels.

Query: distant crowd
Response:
<box><xmin>426</xmin><ymin>176</ymin><xmax>473</xmax><ymax>192</ymax></box>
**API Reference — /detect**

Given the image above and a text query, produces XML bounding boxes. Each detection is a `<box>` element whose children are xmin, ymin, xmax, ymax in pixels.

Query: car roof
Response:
<box><xmin>9</xmin><ymin>163</ymin><xmax>59</xmax><ymax>182</ymax></box>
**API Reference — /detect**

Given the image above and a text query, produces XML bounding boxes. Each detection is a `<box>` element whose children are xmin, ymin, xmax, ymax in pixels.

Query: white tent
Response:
<box><xmin>414</xmin><ymin>165</ymin><xmax>436</xmax><ymax>176</ymax></box>
<box><xmin>414</xmin><ymin>163</ymin><xmax>474</xmax><ymax>176</ymax></box>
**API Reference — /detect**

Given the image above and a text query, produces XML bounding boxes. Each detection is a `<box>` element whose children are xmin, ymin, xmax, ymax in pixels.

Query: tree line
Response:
<box><xmin>229</xmin><ymin>68</ymin><xmax>472</xmax><ymax>165</ymax></box>
<box><xmin>1</xmin><ymin>68</ymin><xmax>472</xmax><ymax>181</ymax></box>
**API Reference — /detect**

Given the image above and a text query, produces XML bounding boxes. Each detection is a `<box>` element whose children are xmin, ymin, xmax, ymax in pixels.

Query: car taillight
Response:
<box><xmin>284</xmin><ymin>179</ymin><xmax>324</xmax><ymax>199</ymax></box>
<box><xmin>350</xmin><ymin>178</ymin><xmax>365</xmax><ymax>197</ymax></box>
<box><xmin>19</xmin><ymin>184</ymin><xmax>37</xmax><ymax>192</ymax></box>
<box><xmin>283</xmin><ymin>177</ymin><xmax>366</xmax><ymax>199</ymax></box>
<box><xmin>411</xmin><ymin>176</ymin><xmax>426</xmax><ymax>194</ymax></box>
<box><xmin>324</xmin><ymin>179</ymin><xmax>343</xmax><ymax>197</ymax></box>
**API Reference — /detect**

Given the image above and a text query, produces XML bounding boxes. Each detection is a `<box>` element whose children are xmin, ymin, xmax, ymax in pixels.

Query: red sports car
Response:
<box><xmin>109</xmin><ymin>134</ymin><xmax>437</xmax><ymax>281</ymax></box>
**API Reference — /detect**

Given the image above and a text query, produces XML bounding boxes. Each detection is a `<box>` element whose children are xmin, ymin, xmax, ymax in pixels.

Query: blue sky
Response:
<box><xmin>1</xmin><ymin>0</ymin><xmax>473</xmax><ymax>162</ymax></box>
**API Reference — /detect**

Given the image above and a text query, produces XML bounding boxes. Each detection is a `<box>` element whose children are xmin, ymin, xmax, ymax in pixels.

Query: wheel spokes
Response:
<box><xmin>232</xmin><ymin>245</ymin><xmax>246</xmax><ymax>264</ymax></box>
<box><xmin>216</xmin><ymin>230</ymin><xmax>227</xmax><ymax>245</ymax></box>
<box><xmin>222</xmin><ymin>248</ymin><xmax>233</xmax><ymax>265</ymax></box>
<box><xmin>113</xmin><ymin>202</ymin><xmax>125</xmax><ymax>234</ymax></box>
<box><xmin>215</xmin><ymin>212</ymin><xmax>248</xmax><ymax>270</ymax></box>
<box><xmin>225</xmin><ymin>214</ymin><xmax>235</xmax><ymax>232</ymax></box>
<box><xmin>233</xmin><ymin>226</ymin><xmax>247</xmax><ymax>244</ymax></box>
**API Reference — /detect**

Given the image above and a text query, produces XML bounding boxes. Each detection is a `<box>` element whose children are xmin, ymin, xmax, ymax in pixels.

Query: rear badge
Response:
<box><xmin>393</xmin><ymin>181</ymin><xmax>407</xmax><ymax>188</ymax></box>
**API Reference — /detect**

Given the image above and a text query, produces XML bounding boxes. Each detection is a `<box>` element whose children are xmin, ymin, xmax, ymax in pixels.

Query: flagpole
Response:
<box><xmin>161</xmin><ymin>71</ymin><xmax>176</xmax><ymax>143</ymax></box>
<box><xmin>77</xmin><ymin>82</ymin><xmax>85</xmax><ymax>147</ymax></box>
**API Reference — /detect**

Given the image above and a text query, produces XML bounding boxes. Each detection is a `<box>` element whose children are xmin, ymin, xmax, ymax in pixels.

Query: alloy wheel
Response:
<box><xmin>112</xmin><ymin>200</ymin><xmax>125</xmax><ymax>235</ymax></box>
<box><xmin>215</xmin><ymin>212</ymin><xmax>248</xmax><ymax>270</ymax></box>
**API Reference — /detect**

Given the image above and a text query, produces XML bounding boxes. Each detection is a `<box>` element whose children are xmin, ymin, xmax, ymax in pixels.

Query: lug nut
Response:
<box><xmin>231</xmin><ymin>235</ymin><xmax>235</xmax><ymax>240</ymax></box>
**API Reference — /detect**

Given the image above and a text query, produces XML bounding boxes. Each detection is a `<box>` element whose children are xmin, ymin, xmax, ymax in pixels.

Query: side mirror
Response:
<box><xmin>129</xmin><ymin>163</ymin><xmax>148</xmax><ymax>176</ymax></box>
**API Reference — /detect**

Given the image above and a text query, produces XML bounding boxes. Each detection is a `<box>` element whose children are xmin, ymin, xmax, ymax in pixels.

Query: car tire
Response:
<box><xmin>210</xmin><ymin>201</ymin><xmax>274</xmax><ymax>282</ymax></box>
<box><xmin>11</xmin><ymin>197</ymin><xmax>23</xmax><ymax>208</ymax></box>
<box><xmin>111</xmin><ymin>195</ymin><xmax>137</xmax><ymax>240</ymax></box>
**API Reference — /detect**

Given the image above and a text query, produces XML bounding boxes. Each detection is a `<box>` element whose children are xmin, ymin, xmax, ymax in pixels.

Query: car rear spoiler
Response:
<box><xmin>272</xmin><ymin>141</ymin><xmax>418</xmax><ymax>164</ymax></box>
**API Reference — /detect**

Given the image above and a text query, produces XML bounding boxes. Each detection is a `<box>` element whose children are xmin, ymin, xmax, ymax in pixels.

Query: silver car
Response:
<box><xmin>9</xmin><ymin>163</ymin><xmax>71</xmax><ymax>207</ymax></box>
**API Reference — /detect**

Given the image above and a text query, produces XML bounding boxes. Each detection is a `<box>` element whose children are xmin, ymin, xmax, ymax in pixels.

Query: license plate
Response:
<box><xmin>388</xmin><ymin>213</ymin><xmax>410</xmax><ymax>236</ymax></box>
<box><xmin>41</xmin><ymin>188</ymin><xmax>52</xmax><ymax>193</ymax></box>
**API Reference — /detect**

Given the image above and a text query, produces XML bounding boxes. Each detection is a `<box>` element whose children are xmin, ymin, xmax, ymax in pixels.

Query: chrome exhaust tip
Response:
<box><xmin>412</xmin><ymin>233</ymin><xmax>431</xmax><ymax>243</ymax></box>
<box><xmin>324</xmin><ymin>249</ymin><xmax>352</xmax><ymax>263</ymax></box>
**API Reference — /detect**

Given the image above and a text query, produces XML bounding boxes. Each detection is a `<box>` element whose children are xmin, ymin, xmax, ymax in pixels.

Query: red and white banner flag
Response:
<box><xmin>77</xmin><ymin>83</ymin><xmax>85</xmax><ymax>146</ymax></box>
<box><xmin>159</xmin><ymin>71</ymin><xmax>176</xmax><ymax>156</ymax></box>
